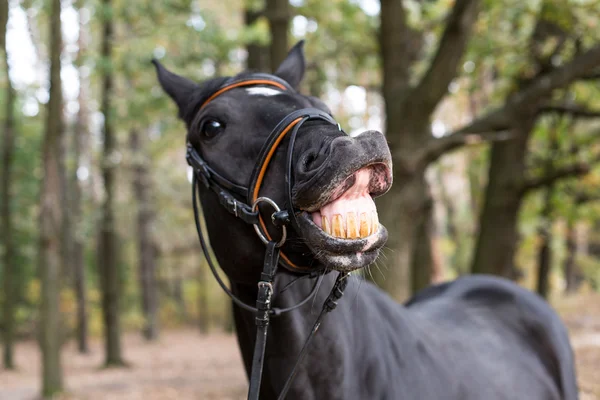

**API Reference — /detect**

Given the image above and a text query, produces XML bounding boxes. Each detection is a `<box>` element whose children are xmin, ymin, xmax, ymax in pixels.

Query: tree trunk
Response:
<box><xmin>1</xmin><ymin>0</ymin><xmax>17</xmax><ymax>370</ymax></box>
<box><xmin>536</xmin><ymin>187</ymin><xmax>553</xmax><ymax>298</ymax></box>
<box><xmin>375</xmin><ymin>174</ymin><xmax>431</xmax><ymax>299</ymax></box>
<box><xmin>173</xmin><ymin>268</ymin><xmax>186</xmax><ymax>321</ymax></box>
<box><xmin>375</xmin><ymin>0</ymin><xmax>427</xmax><ymax>299</ymax></box>
<box><xmin>130</xmin><ymin>129</ymin><xmax>158</xmax><ymax>340</ymax></box>
<box><xmin>471</xmin><ymin>119</ymin><xmax>534</xmax><ymax>277</ymax></box>
<box><xmin>266</xmin><ymin>0</ymin><xmax>289</xmax><ymax>72</ymax></box>
<box><xmin>99</xmin><ymin>0</ymin><xmax>124</xmax><ymax>366</ymax></box>
<box><xmin>72</xmin><ymin>1</ymin><xmax>90</xmax><ymax>354</ymax></box>
<box><xmin>198</xmin><ymin>261</ymin><xmax>209</xmax><ymax>333</ymax></box>
<box><xmin>376</xmin><ymin>0</ymin><xmax>481</xmax><ymax>298</ymax></box>
<box><xmin>245</xmin><ymin>8</ymin><xmax>270</xmax><ymax>72</ymax></box>
<box><xmin>564</xmin><ymin>219</ymin><xmax>581</xmax><ymax>294</ymax></box>
<box><xmin>39</xmin><ymin>0</ymin><xmax>64</xmax><ymax>394</ymax></box>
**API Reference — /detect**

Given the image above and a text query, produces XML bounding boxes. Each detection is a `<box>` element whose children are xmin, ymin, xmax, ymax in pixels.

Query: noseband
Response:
<box><xmin>187</xmin><ymin>74</ymin><xmax>350</xmax><ymax>399</ymax></box>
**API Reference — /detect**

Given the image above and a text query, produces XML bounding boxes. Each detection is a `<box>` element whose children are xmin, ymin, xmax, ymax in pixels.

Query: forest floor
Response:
<box><xmin>0</xmin><ymin>293</ymin><xmax>599</xmax><ymax>400</ymax></box>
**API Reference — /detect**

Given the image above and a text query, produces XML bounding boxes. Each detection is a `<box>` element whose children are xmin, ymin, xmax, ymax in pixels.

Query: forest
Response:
<box><xmin>1</xmin><ymin>0</ymin><xmax>600</xmax><ymax>398</ymax></box>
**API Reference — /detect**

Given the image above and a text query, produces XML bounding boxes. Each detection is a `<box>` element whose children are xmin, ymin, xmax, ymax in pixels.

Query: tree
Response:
<box><xmin>266</xmin><ymin>0</ymin><xmax>290</xmax><ymax>72</ymax></box>
<box><xmin>470</xmin><ymin>3</ymin><xmax>600</xmax><ymax>278</ymax></box>
<box><xmin>98</xmin><ymin>0</ymin><xmax>125</xmax><ymax>366</ymax></box>
<box><xmin>130</xmin><ymin>128</ymin><xmax>158</xmax><ymax>340</ymax></box>
<box><xmin>71</xmin><ymin>0</ymin><xmax>90</xmax><ymax>353</ymax></box>
<box><xmin>377</xmin><ymin>0</ymin><xmax>600</xmax><ymax>297</ymax></box>
<box><xmin>1</xmin><ymin>0</ymin><xmax>17</xmax><ymax>370</ymax></box>
<box><xmin>377</xmin><ymin>0</ymin><xmax>481</xmax><ymax>297</ymax></box>
<box><xmin>39</xmin><ymin>0</ymin><xmax>64</xmax><ymax>394</ymax></box>
<box><xmin>245</xmin><ymin>1</ymin><xmax>270</xmax><ymax>71</ymax></box>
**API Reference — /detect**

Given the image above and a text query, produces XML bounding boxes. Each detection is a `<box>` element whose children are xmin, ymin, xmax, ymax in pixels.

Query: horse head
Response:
<box><xmin>153</xmin><ymin>41</ymin><xmax>392</xmax><ymax>283</ymax></box>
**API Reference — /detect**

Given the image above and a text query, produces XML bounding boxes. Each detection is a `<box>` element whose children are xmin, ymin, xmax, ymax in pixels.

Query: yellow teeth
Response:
<box><xmin>322</xmin><ymin>215</ymin><xmax>331</xmax><ymax>235</ymax></box>
<box><xmin>347</xmin><ymin>212</ymin><xmax>358</xmax><ymax>239</ymax></box>
<box><xmin>321</xmin><ymin>211</ymin><xmax>378</xmax><ymax>239</ymax></box>
<box><xmin>372</xmin><ymin>211</ymin><xmax>378</xmax><ymax>233</ymax></box>
<box><xmin>332</xmin><ymin>214</ymin><xmax>346</xmax><ymax>238</ymax></box>
<box><xmin>360</xmin><ymin>212</ymin><xmax>370</xmax><ymax>237</ymax></box>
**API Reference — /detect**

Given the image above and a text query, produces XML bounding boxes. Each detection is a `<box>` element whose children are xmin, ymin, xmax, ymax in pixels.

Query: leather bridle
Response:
<box><xmin>187</xmin><ymin>73</ymin><xmax>350</xmax><ymax>399</ymax></box>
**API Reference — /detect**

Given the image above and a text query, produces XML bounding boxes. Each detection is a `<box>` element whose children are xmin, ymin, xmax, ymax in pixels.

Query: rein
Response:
<box><xmin>187</xmin><ymin>74</ymin><xmax>351</xmax><ymax>400</ymax></box>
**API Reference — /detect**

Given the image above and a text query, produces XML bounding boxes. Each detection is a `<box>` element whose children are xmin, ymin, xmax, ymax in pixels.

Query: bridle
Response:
<box><xmin>187</xmin><ymin>73</ymin><xmax>351</xmax><ymax>399</ymax></box>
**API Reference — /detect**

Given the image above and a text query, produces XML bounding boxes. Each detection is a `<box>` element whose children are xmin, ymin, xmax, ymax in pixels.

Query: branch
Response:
<box><xmin>416</xmin><ymin>130</ymin><xmax>514</xmax><ymax>168</ymax></box>
<box><xmin>575</xmin><ymin>192</ymin><xmax>600</xmax><ymax>205</ymax></box>
<box><xmin>538</xmin><ymin>104</ymin><xmax>600</xmax><ymax>119</ymax></box>
<box><xmin>521</xmin><ymin>163</ymin><xmax>590</xmax><ymax>195</ymax></box>
<box><xmin>579</xmin><ymin>71</ymin><xmax>600</xmax><ymax>81</ymax></box>
<box><xmin>414</xmin><ymin>44</ymin><xmax>600</xmax><ymax>168</ymax></box>
<box><xmin>409</xmin><ymin>0</ymin><xmax>480</xmax><ymax>116</ymax></box>
<box><xmin>380</xmin><ymin>0</ymin><xmax>420</xmax><ymax>106</ymax></box>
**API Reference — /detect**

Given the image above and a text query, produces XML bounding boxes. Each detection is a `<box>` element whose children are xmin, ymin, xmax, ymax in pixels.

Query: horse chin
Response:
<box><xmin>295</xmin><ymin>212</ymin><xmax>388</xmax><ymax>272</ymax></box>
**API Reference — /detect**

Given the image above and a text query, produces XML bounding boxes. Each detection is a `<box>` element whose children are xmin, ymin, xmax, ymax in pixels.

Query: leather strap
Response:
<box><xmin>187</xmin><ymin>144</ymin><xmax>248</xmax><ymax>198</ymax></box>
<box><xmin>276</xmin><ymin>272</ymin><xmax>350</xmax><ymax>400</ymax></box>
<box><xmin>248</xmin><ymin>241</ymin><xmax>280</xmax><ymax>400</ymax></box>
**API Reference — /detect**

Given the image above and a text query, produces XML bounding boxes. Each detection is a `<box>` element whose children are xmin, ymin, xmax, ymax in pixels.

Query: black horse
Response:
<box><xmin>154</xmin><ymin>42</ymin><xmax>578</xmax><ymax>400</ymax></box>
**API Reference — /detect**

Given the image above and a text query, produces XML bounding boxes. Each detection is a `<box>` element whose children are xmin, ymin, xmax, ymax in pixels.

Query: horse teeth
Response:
<box><xmin>372</xmin><ymin>211</ymin><xmax>378</xmax><ymax>233</ymax></box>
<box><xmin>322</xmin><ymin>215</ymin><xmax>331</xmax><ymax>235</ymax></box>
<box><xmin>360</xmin><ymin>212</ymin><xmax>370</xmax><ymax>237</ymax></box>
<box><xmin>347</xmin><ymin>212</ymin><xmax>358</xmax><ymax>239</ymax></box>
<box><xmin>332</xmin><ymin>214</ymin><xmax>345</xmax><ymax>238</ymax></box>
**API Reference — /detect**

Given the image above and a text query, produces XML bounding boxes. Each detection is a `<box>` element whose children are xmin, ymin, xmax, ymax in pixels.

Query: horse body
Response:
<box><xmin>232</xmin><ymin>273</ymin><xmax>576</xmax><ymax>399</ymax></box>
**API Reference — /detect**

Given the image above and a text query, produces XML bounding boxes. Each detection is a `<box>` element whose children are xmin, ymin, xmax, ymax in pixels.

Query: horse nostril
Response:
<box><xmin>299</xmin><ymin>142</ymin><xmax>332</xmax><ymax>174</ymax></box>
<box><xmin>302</xmin><ymin>151</ymin><xmax>327</xmax><ymax>173</ymax></box>
<box><xmin>304</xmin><ymin>153</ymin><xmax>317</xmax><ymax>170</ymax></box>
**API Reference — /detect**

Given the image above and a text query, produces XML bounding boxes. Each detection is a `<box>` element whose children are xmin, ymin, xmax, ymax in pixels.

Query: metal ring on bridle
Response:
<box><xmin>252</xmin><ymin>197</ymin><xmax>287</xmax><ymax>247</ymax></box>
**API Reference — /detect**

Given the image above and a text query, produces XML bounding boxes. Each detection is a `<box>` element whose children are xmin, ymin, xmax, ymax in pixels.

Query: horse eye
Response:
<box><xmin>201</xmin><ymin>119</ymin><xmax>225</xmax><ymax>138</ymax></box>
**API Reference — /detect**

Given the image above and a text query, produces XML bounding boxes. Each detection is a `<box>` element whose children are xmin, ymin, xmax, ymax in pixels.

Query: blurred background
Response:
<box><xmin>1</xmin><ymin>0</ymin><xmax>600</xmax><ymax>398</ymax></box>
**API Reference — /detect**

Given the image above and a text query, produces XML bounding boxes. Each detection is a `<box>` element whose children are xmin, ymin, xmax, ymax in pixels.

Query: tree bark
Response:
<box><xmin>471</xmin><ymin>120</ymin><xmax>534</xmax><ymax>277</ymax></box>
<box><xmin>266</xmin><ymin>0</ymin><xmax>289</xmax><ymax>72</ymax></box>
<box><xmin>39</xmin><ymin>0</ymin><xmax>64</xmax><ymax>394</ymax></box>
<box><xmin>536</xmin><ymin>187</ymin><xmax>553</xmax><ymax>298</ymax></box>
<box><xmin>130</xmin><ymin>128</ymin><xmax>158</xmax><ymax>341</ymax></box>
<box><xmin>99</xmin><ymin>0</ymin><xmax>124</xmax><ymax>366</ymax></box>
<box><xmin>1</xmin><ymin>0</ymin><xmax>17</xmax><ymax>370</ymax></box>
<box><xmin>72</xmin><ymin>1</ymin><xmax>89</xmax><ymax>354</ymax></box>
<box><xmin>245</xmin><ymin>8</ymin><xmax>270</xmax><ymax>71</ymax></box>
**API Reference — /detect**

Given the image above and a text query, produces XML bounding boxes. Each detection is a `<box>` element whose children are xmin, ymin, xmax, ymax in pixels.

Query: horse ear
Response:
<box><xmin>274</xmin><ymin>40</ymin><xmax>306</xmax><ymax>89</ymax></box>
<box><xmin>152</xmin><ymin>59</ymin><xmax>198</xmax><ymax>116</ymax></box>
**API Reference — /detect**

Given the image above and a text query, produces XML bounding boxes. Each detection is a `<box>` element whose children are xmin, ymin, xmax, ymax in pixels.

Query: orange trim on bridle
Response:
<box><xmin>200</xmin><ymin>79</ymin><xmax>288</xmax><ymax>109</ymax></box>
<box><xmin>250</xmin><ymin>118</ymin><xmax>314</xmax><ymax>271</ymax></box>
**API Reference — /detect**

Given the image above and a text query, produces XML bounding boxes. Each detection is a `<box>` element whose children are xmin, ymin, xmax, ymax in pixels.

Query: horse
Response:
<box><xmin>153</xmin><ymin>41</ymin><xmax>578</xmax><ymax>400</ymax></box>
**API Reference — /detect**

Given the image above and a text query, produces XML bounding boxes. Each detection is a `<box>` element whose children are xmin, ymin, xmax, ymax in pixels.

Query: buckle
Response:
<box><xmin>258</xmin><ymin>281</ymin><xmax>273</xmax><ymax>294</ymax></box>
<box><xmin>227</xmin><ymin>197</ymin><xmax>239</xmax><ymax>217</ymax></box>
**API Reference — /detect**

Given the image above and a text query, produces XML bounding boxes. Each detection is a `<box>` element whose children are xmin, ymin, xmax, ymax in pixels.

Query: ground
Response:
<box><xmin>554</xmin><ymin>292</ymin><xmax>600</xmax><ymax>400</ymax></box>
<box><xmin>0</xmin><ymin>293</ymin><xmax>599</xmax><ymax>400</ymax></box>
